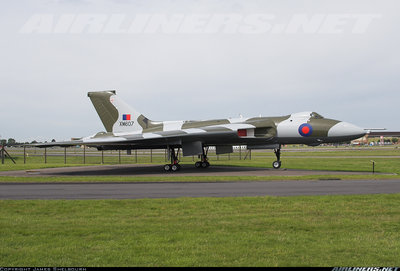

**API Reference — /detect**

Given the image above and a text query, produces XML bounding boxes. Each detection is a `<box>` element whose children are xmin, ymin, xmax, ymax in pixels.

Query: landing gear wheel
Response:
<box><xmin>164</xmin><ymin>164</ymin><xmax>171</xmax><ymax>171</ymax></box>
<box><xmin>171</xmin><ymin>164</ymin><xmax>180</xmax><ymax>172</ymax></box>
<box><xmin>164</xmin><ymin>147</ymin><xmax>181</xmax><ymax>173</ymax></box>
<box><xmin>272</xmin><ymin>161</ymin><xmax>281</xmax><ymax>169</ymax></box>
<box><xmin>195</xmin><ymin>146</ymin><xmax>210</xmax><ymax>169</ymax></box>
<box><xmin>272</xmin><ymin>145</ymin><xmax>282</xmax><ymax>169</ymax></box>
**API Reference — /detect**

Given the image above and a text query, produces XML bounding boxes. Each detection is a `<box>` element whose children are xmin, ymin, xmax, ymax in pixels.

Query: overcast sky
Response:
<box><xmin>1</xmin><ymin>0</ymin><xmax>399</xmax><ymax>142</ymax></box>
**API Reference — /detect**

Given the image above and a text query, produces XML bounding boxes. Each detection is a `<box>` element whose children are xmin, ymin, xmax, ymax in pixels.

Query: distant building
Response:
<box><xmin>351</xmin><ymin>131</ymin><xmax>400</xmax><ymax>145</ymax></box>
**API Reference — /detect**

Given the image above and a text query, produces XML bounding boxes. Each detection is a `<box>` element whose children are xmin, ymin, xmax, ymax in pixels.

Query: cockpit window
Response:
<box><xmin>310</xmin><ymin>112</ymin><xmax>324</xmax><ymax>119</ymax></box>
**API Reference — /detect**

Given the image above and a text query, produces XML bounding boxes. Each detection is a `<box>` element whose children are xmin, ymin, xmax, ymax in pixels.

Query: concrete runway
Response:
<box><xmin>1</xmin><ymin>179</ymin><xmax>400</xmax><ymax>199</ymax></box>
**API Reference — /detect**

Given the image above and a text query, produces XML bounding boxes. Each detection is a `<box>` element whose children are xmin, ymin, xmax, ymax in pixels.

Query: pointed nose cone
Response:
<box><xmin>328</xmin><ymin>122</ymin><xmax>366</xmax><ymax>139</ymax></box>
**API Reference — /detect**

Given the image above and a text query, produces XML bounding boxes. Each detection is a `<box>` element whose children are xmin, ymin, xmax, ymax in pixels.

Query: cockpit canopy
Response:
<box><xmin>310</xmin><ymin>112</ymin><xmax>324</xmax><ymax>119</ymax></box>
<box><xmin>291</xmin><ymin>112</ymin><xmax>325</xmax><ymax>119</ymax></box>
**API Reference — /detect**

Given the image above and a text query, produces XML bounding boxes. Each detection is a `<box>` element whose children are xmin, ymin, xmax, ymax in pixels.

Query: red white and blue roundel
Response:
<box><xmin>298</xmin><ymin>123</ymin><xmax>313</xmax><ymax>137</ymax></box>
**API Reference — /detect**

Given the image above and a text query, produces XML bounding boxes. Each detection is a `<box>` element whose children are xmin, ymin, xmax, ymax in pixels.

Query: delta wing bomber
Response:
<box><xmin>36</xmin><ymin>90</ymin><xmax>366</xmax><ymax>172</ymax></box>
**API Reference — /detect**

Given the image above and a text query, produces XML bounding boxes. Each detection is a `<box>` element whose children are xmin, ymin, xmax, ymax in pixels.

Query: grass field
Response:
<box><xmin>1</xmin><ymin>146</ymin><xmax>399</xmax><ymax>266</ymax></box>
<box><xmin>1</xmin><ymin>194</ymin><xmax>400</xmax><ymax>266</ymax></box>
<box><xmin>1</xmin><ymin>146</ymin><xmax>399</xmax><ymax>183</ymax></box>
<box><xmin>0</xmin><ymin>158</ymin><xmax>399</xmax><ymax>183</ymax></box>
<box><xmin>0</xmin><ymin>146</ymin><xmax>399</xmax><ymax>184</ymax></box>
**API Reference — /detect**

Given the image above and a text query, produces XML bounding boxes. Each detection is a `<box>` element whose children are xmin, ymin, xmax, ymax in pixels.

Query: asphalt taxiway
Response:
<box><xmin>1</xmin><ymin>179</ymin><xmax>400</xmax><ymax>200</ymax></box>
<box><xmin>1</xmin><ymin>165</ymin><xmax>398</xmax><ymax>199</ymax></box>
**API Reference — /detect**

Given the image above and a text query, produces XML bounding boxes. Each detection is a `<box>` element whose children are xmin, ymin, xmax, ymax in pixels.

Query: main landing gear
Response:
<box><xmin>272</xmin><ymin>145</ymin><xmax>282</xmax><ymax>169</ymax></box>
<box><xmin>164</xmin><ymin>146</ymin><xmax>211</xmax><ymax>172</ymax></box>
<box><xmin>195</xmin><ymin>146</ymin><xmax>210</xmax><ymax>169</ymax></box>
<box><xmin>164</xmin><ymin>147</ymin><xmax>181</xmax><ymax>172</ymax></box>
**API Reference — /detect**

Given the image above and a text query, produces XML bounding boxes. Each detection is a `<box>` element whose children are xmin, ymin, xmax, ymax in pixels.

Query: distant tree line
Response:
<box><xmin>0</xmin><ymin>138</ymin><xmax>56</xmax><ymax>147</ymax></box>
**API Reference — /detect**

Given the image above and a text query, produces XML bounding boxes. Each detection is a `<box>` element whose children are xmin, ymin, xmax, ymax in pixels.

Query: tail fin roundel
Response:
<box><xmin>87</xmin><ymin>90</ymin><xmax>147</xmax><ymax>133</ymax></box>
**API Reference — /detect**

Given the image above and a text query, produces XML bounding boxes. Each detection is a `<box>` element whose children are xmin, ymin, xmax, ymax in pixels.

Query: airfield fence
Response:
<box><xmin>1</xmin><ymin>146</ymin><xmax>253</xmax><ymax>165</ymax></box>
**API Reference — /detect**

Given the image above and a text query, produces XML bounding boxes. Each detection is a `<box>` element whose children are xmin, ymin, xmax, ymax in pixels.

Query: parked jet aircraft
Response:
<box><xmin>36</xmin><ymin>90</ymin><xmax>366</xmax><ymax>171</ymax></box>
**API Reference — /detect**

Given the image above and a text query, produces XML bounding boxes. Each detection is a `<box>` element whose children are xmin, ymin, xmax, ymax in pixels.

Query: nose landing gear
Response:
<box><xmin>272</xmin><ymin>145</ymin><xmax>282</xmax><ymax>169</ymax></box>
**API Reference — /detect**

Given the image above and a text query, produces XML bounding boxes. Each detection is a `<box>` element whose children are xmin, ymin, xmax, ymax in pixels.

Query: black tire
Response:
<box><xmin>164</xmin><ymin>164</ymin><xmax>171</xmax><ymax>171</ymax></box>
<box><xmin>272</xmin><ymin>161</ymin><xmax>281</xmax><ymax>169</ymax></box>
<box><xmin>195</xmin><ymin>161</ymin><xmax>202</xmax><ymax>168</ymax></box>
<box><xmin>171</xmin><ymin>164</ymin><xmax>180</xmax><ymax>172</ymax></box>
<box><xmin>201</xmin><ymin>161</ymin><xmax>209</xmax><ymax>168</ymax></box>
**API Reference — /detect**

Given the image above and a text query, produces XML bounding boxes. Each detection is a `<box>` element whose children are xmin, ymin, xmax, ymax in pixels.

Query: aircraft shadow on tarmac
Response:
<box><xmin>46</xmin><ymin>165</ymin><xmax>271</xmax><ymax>176</ymax></box>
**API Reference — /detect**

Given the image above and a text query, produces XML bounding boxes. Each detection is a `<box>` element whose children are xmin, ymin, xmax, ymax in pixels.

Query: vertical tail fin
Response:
<box><xmin>87</xmin><ymin>90</ymin><xmax>149</xmax><ymax>133</ymax></box>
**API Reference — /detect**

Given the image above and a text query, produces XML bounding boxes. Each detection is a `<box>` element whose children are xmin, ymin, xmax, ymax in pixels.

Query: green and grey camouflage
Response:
<box><xmin>36</xmin><ymin>90</ymin><xmax>366</xmax><ymax>171</ymax></box>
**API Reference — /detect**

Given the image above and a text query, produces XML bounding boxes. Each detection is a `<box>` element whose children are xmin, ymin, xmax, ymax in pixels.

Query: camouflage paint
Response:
<box><xmin>35</xmin><ymin>91</ymin><xmax>366</xmax><ymax>154</ymax></box>
<box><xmin>87</xmin><ymin>91</ymin><xmax>118</xmax><ymax>132</ymax></box>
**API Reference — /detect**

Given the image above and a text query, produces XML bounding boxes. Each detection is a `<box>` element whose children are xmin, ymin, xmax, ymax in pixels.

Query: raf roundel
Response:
<box><xmin>298</xmin><ymin>123</ymin><xmax>313</xmax><ymax>137</ymax></box>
